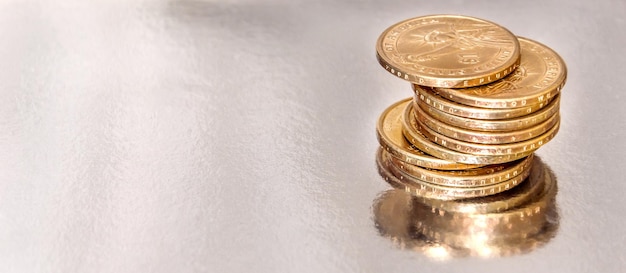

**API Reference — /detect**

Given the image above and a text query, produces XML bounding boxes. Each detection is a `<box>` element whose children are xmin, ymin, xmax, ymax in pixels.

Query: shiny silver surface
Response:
<box><xmin>0</xmin><ymin>0</ymin><xmax>624</xmax><ymax>272</ymax></box>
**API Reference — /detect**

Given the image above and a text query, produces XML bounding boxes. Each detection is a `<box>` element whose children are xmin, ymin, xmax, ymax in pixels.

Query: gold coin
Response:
<box><xmin>377</xmin><ymin>98</ymin><xmax>483</xmax><ymax>170</ymax></box>
<box><xmin>422</xmin><ymin>37</ymin><xmax>567</xmax><ymax>108</ymax></box>
<box><xmin>378</xmin><ymin>149</ymin><xmax>527</xmax><ymax>200</ymax></box>
<box><xmin>416</xmin><ymin>115</ymin><xmax>561</xmax><ymax>155</ymax></box>
<box><xmin>415</xmin><ymin>94</ymin><xmax>560</xmax><ymax>132</ymax></box>
<box><xmin>376</xmin><ymin>15</ymin><xmax>520</xmax><ymax>88</ymax></box>
<box><xmin>416</xmin><ymin>165</ymin><xmax>557</xmax><ymax>239</ymax></box>
<box><xmin>390</xmin><ymin>154</ymin><xmax>533</xmax><ymax>187</ymax></box>
<box><xmin>414</xmin><ymin>103</ymin><xmax>560</xmax><ymax>144</ymax></box>
<box><xmin>414</xmin><ymin>84</ymin><xmax>552</xmax><ymax>120</ymax></box>
<box><xmin>403</xmin><ymin>103</ymin><xmax>536</xmax><ymax>164</ymax></box>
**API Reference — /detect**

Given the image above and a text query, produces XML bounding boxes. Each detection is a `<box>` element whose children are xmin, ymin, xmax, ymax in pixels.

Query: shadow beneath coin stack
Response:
<box><xmin>372</xmin><ymin>148</ymin><xmax>559</xmax><ymax>259</ymax></box>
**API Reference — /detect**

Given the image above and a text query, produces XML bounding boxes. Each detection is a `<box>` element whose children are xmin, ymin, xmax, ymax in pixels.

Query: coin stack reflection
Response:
<box><xmin>374</xmin><ymin>15</ymin><xmax>566</xmax><ymax>201</ymax></box>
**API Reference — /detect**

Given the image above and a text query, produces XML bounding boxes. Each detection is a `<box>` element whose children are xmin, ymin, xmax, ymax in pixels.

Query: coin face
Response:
<box><xmin>376</xmin><ymin>98</ymin><xmax>483</xmax><ymax>170</ymax></box>
<box><xmin>376</xmin><ymin>15</ymin><xmax>520</xmax><ymax>88</ymax></box>
<box><xmin>429</xmin><ymin>37</ymin><xmax>567</xmax><ymax>108</ymax></box>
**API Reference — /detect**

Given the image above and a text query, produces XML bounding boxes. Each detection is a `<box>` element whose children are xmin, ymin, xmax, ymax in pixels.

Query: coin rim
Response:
<box><xmin>414</xmin><ymin>103</ymin><xmax>560</xmax><ymax>144</ymax></box>
<box><xmin>415</xmin><ymin>115</ymin><xmax>561</xmax><ymax>155</ymax></box>
<box><xmin>415</xmin><ymin>94</ymin><xmax>561</xmax><ymax>132</ymax></box>
<box><xmin>414</xmin><ymin>84</ymin><xmax>553</xmax><ymax>120</ymax></box>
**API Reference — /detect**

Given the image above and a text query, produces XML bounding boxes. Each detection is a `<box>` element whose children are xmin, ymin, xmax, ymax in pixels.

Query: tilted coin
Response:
<box><xmin>421</xmin><ymin>37</ymin><xmax>567</xmax><ymax>108</ymax></box>
<box><xmin>376</xmin><ymin>98</ymin><xmax>483</xmax><ymax>170</ymax></box>
<box><xmin>378</xmin><ymin>149</ymin><xmax>528</xmax><ymax>200</ymax></box>
<box><xmin>376</xmin><ymin>15</ymin><xmax>520</xmax><ymax>88</ymax></box>
<box><xmin>390</xmin><ymin>154</ymin><xmax>533</xmax><ymax>187</ymax></box>
<box><xmin>416</xmin><ymin>116</ymin><xmax>561</xmax><ymax>155</ymax></box>
<box><xmin>414</xmin><ymin>103</ymin><xmax>560</xmax><ymax>144</ymax></box>
<box><xmin>415</xmin><ymin>94</ymin><xmax>560</xmax><ymax>132</ymax></box>
<box><xmin>403</xmin><ymin>103</ymin><xmax>536</xmax><ymax>164</ymax></box>
<box><xmin>414</xmin><ymin>84</ymin><xmax>552</xmax><ymax>120</ymax></box>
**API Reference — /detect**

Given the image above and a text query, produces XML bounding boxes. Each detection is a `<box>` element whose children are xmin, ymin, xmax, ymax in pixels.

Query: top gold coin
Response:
<box><xmin>376</xmin><ymin>15</ymin><xmax>521</xmax><ymax>88</ymax></box>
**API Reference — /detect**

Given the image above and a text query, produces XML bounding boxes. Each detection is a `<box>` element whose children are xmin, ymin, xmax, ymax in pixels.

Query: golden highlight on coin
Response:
<box><xmin>376</xmin><ymin>15</ymin><xmax>521</xmax><ymax>88</ymax></box>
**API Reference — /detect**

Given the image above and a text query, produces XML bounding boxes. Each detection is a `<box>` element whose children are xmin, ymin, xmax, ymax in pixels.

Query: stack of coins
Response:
<box><xmin>374</xmin><ymin>15</ymin><xmax>566</xmax><ymax>201</ymax></box>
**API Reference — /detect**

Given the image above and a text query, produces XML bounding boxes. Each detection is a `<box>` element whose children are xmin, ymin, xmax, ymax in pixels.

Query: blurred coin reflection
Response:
<box><xmin>372</xmin><ymin>148</ymin><xmax>559</xmax><ymax>259</ymax></box>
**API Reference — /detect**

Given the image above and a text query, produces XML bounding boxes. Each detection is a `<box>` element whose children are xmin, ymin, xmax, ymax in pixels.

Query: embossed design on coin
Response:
<box><xmin>394</xmin><ymin>22</ymin><xmax>512</xmax><ymax>67</ymax></box>
<box><xmin>377</xmin><ymin>15</ymin><xmax>520</xmax><ymax>88</ymax></box>
<box><xmin>471</xmin><ymin>61</ymin><xmax>534</xmax><ymax>96</ymax></box>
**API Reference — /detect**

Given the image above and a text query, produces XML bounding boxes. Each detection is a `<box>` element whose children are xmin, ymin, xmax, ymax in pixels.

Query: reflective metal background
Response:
<box><xmin>1</xmin><ymin>0</ymin><xmax>624</xmax><ymax>272</ymax></box>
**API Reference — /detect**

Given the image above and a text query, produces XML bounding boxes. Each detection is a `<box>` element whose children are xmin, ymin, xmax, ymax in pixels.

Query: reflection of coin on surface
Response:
<box><xmin>372</xmin><ymin>157</ymin><xmax>559</xmax><ymax>258</ymax></box>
